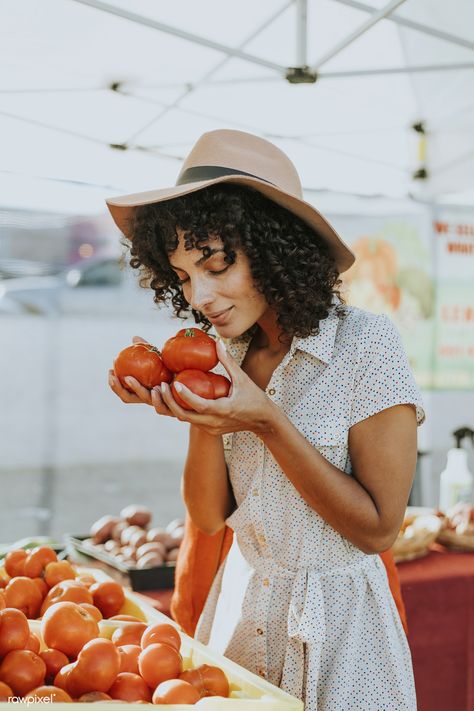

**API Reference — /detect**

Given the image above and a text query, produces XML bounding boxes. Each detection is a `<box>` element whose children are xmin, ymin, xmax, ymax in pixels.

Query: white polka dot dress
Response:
<box><xmin>195</xmin><ymin>304</ymin><xmax>425</xmax><ymax>711</ymax></box>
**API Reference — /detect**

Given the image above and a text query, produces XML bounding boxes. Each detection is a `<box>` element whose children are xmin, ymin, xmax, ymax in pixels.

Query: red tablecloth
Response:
<box><xmin>140</xmin><ymin>546</ymin><xmax>474</xmax><ymax>711</ymax></box>
<box><xmin>397</xmin><ymin>544</ymin><xmax>474</xmax><ymax>711</ymax></box>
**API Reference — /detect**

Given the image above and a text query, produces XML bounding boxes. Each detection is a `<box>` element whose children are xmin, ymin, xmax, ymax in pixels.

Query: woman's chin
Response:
<box><xmin>214</xmin><ymin>322</ymin><xmax>243</xmax><ymax>338</ymax></box>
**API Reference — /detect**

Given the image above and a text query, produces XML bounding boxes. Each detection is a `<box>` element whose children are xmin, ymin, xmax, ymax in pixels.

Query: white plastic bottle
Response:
<box><xmin>438</xmin><ymin>427</ymin><xmax>474</xmax><ymax>512</ymax></box>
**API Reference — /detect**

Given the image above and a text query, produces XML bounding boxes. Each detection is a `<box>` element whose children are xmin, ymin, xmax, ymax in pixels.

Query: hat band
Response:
<box><xmin>176</xmin><ymin>165</ymin><xmax>275</xmax><ymax>187</ymax></box>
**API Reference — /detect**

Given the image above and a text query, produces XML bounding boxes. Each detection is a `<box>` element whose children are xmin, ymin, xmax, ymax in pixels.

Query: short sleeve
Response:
<box><xmin>350</xmin><ymin>314</ymin><xmax>425</xmax><ymax>428</ymax></box>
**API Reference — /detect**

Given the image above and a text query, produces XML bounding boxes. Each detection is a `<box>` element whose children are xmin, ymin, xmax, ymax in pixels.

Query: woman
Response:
<box><xmin>107</xmin><ymin>130</ymin><xmax>424</xmax><ymax>710</ymax></box>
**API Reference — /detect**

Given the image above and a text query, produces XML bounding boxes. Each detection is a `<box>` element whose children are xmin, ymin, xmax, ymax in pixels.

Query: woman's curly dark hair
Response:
<box><xmin>124</xmin><ymin>184</ymin><xmax>345</xmax><ymax>342</ymax></box>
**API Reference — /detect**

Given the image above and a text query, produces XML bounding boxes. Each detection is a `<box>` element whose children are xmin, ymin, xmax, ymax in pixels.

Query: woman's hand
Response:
<box><xmin>108</xmin><ymin>335</ymin><xmax>175</xmax><ymax>417</ymax></box>
<box><xmin>156</xmin><ymin>339</ymin><xmax>277</xmax><ymax>436</ymax></box>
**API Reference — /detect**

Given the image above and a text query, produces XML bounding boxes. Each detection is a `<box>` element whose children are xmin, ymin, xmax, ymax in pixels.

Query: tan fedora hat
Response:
<box><xmin>106</xmin><ymin>129</ymin><xmax>355</xmax><ymax>273</ymax></box>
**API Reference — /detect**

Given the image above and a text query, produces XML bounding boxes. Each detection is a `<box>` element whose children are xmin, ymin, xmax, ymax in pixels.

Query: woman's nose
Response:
<box><xmin>190</xmin><ymin>280</ymin><xmax>215</xmax><ymax>312</ymax></box>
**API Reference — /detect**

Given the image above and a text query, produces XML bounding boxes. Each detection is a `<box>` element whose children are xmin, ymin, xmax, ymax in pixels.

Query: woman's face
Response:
<box><xmin>168</xmin><ymin>229</ymin><xmax>268</xmax><ymax>337</ymax></box>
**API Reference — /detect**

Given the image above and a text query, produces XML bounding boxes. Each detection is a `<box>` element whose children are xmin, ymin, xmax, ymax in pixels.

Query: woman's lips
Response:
<box><xmin>208</xmin><ymin>306</ymin><xmax>234</xmax><ymax>324</ymax></box>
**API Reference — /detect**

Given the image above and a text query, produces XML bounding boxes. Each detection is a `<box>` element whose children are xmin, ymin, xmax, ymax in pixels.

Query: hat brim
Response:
<box><xmin>106</xmin><ymin>174</ymin><xmax>355</xmax><ymax>274</ymax></box>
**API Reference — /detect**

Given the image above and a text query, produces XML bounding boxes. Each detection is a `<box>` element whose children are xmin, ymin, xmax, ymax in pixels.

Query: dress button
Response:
<box><xmin>252</xmin><ymin>488</ymin><xmax>259</xmax><ymax>496</ymax></box>
<box><xmin>262</xmin><ymin>578</ymin><xmax>269</xmax><ymax>587</ymax></box>
<box><xmin>256</xmin><ymin>628</ymin><xmax>264</xmax><ymax>635</ymax></box>
<box><xmin>258</xmin><ymin>535</ymin><xmax>266</xmax><ymax>545</ymax></box>
<box><xmin>258</xmin><ymin>669</ymin><xmax>266</xmax><ymax>677</ymax></box>
<box><xmin>267</xmin><ymin>388</ymin><xmax>276</xmax><ymax>396</ymax></box>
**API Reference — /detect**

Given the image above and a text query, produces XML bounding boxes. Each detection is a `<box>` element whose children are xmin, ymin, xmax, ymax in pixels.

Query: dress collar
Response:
<box><xmin>291</xmin><ymin>305</ymin><xmax>339</xmax><ymax>365</ymax></box>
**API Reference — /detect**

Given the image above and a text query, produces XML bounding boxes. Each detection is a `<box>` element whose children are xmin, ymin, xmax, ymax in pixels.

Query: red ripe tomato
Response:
<box><xmin>25</xmin><ymin>633</ymin><xmax>41</xmax><ymax>654</ymax></box>
<box><xmin>207</xmin><ymin>372</ymin><xmax>232</xmax><ymax>398</ymax></box>
<box><xmin>76</xmin><ymin>574</ymin><xmax>97</xmax><ymax>589</ymax></box>
<box><xmin>41</xmin><ymin>602</ymin><xmax>99</xmax><ymax>658</ymax></box>
<box><xmin>32</xmin><ymin>578</ymin><xmax>49</xmax><ymax>600</ymax></box>
<box><xmin>0</xmin><ymin>608</ymin><xmax>30</xmax><ymax>658</ymax></box>
<box><xmin>111</xmin><ymin>622</ymin><xmax>147</xmax><ymax>647</ymax></box>
<box><xmin>114</xmin><ymin>343</ymin><xmax>172</xmax><ymax>391</ymax></box>
<box><xmin>0</xmin><ymin>681</ymin><xmax>13</xmax><ymax>701</ymax></box>
<box><xmin>53</xmin><ymin>662</ymin><xmax>75</xmax><ymax>692</ymax></box>
<box><xmin>23</xmin><ymin>546</ymin><xmax>58</xmax><ymax>579</ymax></box>
<box><xmin>79</xmin><ymin>603</ymin><xmax>103</xmax><ymax>622</ymax></box>
<box><xmin>140</xmin><ymin>623</ymin><xmax>181</xmax><ymax>653</ymax></box>
<box><xmin>89</xmin><ymin>581</ymin><xmax>125</xmax><ymax>618</ymax></box>
<box><xmin>180</xmin><ymin>664</ymin><xmax>229</xmax><ymax>698</ymax></box>
<box><xmin>0</xmin><ymin>649</ymin><xmax>46</xmax><ymax>696</ymax></box>
<box><xmin>66</xmin><ymin>638</ymin><xmax>121</xmax><ymax>697</ymax></box>
<box><xmin>4</xmin><ymin>550</ymin><xmax>28</xmax><ymax>578</ymax></box>
<box><xmin>171</xmin><ymin>370</ymin><xmax>212</xmax><ymax>409</ymax></box>
<box><xmin>77</xmin><ymin>692</ymin><xmax>112</xmax><ymax>702</ymax></box>
<box><xmin>171</xmin><ymin>369</ymin><xmax>231</xmax><ymax>410</ymax></box>
<box><xmin>118</xmin><ymin>645</ymin><xmax>141</xmax><ymax>674</ymax></box>
<box><xmin>4</xmin><ymin>577</ymin><xmax>43</xmax><ymax>619</ymax></box>
<box><xmin>162</xmin><ymin>328</ymin><xmax>218</xmax><ymax>373</ymax></box>
<box><xmin>41</xmin><ymin>580</ymin><xmax>93</xmax><ymax>616</ymax></box>
<box><xmin>39</xmin><ymin>649</ymin><xmax>70</xmax><ymax>685</ymax></box>
<box><xmin>43</xmin><ymin>561</ymin><xmax>76</xmax><ymax>589</ymax></box>
<box><xmin>138</xmin><ymin>643</ymin><xmax>182</xmax><ymax>688</ymax></box>
<box><xmin>152</xmin><ymin>679</ymin><xmax>200</xmax><ymax>705</ymax></box>
<box><xmin>108</xmin><ymin>672</ymin><xmax>152</xmax><ymax>702</ymax></box>
<box><xmin>25</xmin><ymin>685</ymin><xmax>73</xmax><ymax>703</ymax></box>
<box><xmin>0</xmin><ymin>568</ymin><xmax>11</xmax><ymax>590</ymax></box>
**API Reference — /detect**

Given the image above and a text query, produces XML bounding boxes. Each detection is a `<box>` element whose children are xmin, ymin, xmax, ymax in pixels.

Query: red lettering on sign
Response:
<box><xmin>434</xmin><ymin>221</ymin><xmax>449</xmax><ymax>234</ymax></box>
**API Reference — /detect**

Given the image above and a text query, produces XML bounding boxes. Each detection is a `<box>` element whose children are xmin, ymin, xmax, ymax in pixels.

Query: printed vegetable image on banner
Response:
<box><xmin>332</xmin><ymin>213</ymin><xmax>435</xmax><ymax>388</ymax></box>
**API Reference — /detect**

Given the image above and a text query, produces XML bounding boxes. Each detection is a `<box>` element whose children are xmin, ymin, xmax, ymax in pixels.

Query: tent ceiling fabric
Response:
<box><xmin>1</xmin><ymin>0</ymin><xmax>474</xmax><ymax>213</ymax></box>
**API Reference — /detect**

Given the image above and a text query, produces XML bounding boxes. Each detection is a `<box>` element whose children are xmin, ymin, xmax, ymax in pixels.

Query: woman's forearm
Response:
<box><xmin>181</xmin><ymin>424</ymin><xmax>235</xmax><ymax>535</ymax></box>
<box><xmin>254</xmin><ymin>404</ymin><xmax>387</xmax><ymax>554</ymax></box>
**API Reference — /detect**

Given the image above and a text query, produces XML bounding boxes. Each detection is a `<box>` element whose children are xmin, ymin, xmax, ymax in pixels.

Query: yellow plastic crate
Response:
<box><xmin>2</xmin><ymin>566</ymin><xmax>303</xmax><ymax>710</ymax></box>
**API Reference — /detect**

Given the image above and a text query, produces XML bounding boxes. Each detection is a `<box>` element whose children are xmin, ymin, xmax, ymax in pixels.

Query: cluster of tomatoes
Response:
<box><xmin>0</xmin><ymin>546</ymin><xmax>229</xmax><ymax>704</ymax></box>
<box><xmin>114</xmin><ymin>327</ymin><xmax>231</xmax><ymax>411</ymax></box>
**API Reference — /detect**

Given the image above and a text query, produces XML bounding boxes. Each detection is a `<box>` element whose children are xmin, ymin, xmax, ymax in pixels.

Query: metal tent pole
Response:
<box><xmin>311</xmin><ymin>0</ymin><xmax>407</xmax><ymax>71</ymax></box>
<box><xmin>331</xmin><ymin>0</ymin><xmax>474</xmax><ymax>52</ymax></box>
<box><xmin>69</xmin><ymin>0</ymin><xmax>286</xmax><ymax>73</ymax></box>
<box><xmin>296</xmin><ymin>0</ymin><xmax>308</xmax><ymax>67</ymax></box>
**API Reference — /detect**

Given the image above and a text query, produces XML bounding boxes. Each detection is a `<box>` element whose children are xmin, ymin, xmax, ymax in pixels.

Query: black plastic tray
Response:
<box><xmin>65</xmin><ymin>534</ymin><xmax>175</xmax><ymax>591</ymax></box>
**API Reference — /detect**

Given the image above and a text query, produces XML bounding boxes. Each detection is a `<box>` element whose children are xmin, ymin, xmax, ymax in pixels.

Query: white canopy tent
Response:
<box><xmin>1</xmin><ymin>0</ymin><xmax>474</xmax><ymax>214</ymax></box>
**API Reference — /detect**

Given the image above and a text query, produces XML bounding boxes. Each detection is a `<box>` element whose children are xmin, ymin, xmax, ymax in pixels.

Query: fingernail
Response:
<box><xmin>218</xmin><ymin>340</ymin><xmax>227</xmax><ymax>353</ymax></box>
<box><xmin>125</xmin><ymin>377</ymin><xmax>134</xmax><ymax>385</ymax></box>
<box><xmin>161</xmin><ymin>382</ymin><xmax>167</xmax><ymax>392</ymax></box>
<box><xmin>174</xmin><ymin>382</ymin><xmax>182</xmax><ymax>392</ymax></box>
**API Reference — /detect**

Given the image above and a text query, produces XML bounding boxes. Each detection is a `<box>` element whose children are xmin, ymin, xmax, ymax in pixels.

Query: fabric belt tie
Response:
<box><xmin>249</xmin><ymin>554</ymin><xmax>377</xmax><ymax>708</ymax></box>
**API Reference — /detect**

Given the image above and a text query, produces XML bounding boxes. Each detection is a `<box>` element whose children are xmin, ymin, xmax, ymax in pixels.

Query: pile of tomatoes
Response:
<box><xmin>114</xmin><ymin>328</ymin><xmax>231</xmax><ymax>411</ymax></box>
<box><xmin>0</xmin><ymin>546</ymin><xmax>229</xmax><ymax>704</ymax></box>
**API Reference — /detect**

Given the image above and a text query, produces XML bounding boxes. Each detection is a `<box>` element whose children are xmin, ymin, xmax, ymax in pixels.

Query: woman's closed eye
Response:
<box><xmin>177</xmin><ymin>266</ymin><xmax>229</xmax><ymax>285</ymax></box>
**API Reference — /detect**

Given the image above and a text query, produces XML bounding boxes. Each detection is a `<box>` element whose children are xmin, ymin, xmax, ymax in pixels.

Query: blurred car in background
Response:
<box><xmin>0</xmin><ymin>258</ymin><xmax>63</xmax><ymax>279</ymax></box>
<box><xmin>0</xmin><ymin>255</ymin><xmax>156</xmax><ymax>316</ymax></box>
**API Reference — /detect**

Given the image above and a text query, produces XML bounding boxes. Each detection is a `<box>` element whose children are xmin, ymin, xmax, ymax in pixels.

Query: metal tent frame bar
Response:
<box><xmin>70</xmin><ymin>0</ymin><xmax>474</xmax><ymax>86</ymax></box>
<box><xmin>332</xmin><ymin>0</ymin><xmax>474</xmax><ymax>52</ymax></box>
<box><xmin>70</xmin><ymin>0</ymin><xmax>287</xmax><ymax>73</ymax></box>
<box><xmin>311</xmin><ymin>0</ymin><xmax>407</xmax><ymax>71</ymax></box>
<box><xmin>122</xmin><ymin>0</ymin><xmax>293</xmax><ymax>144</ymax></box>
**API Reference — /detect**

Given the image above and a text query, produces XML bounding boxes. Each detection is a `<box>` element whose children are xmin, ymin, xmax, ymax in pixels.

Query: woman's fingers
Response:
<box><xmin>108</xmin><ymin>370</ymin><xmax>146</xmax><ymax>404</ymax></box>
<box><xmin>151</xmin><ymin>386</ymin><xmax>176</xmax><ymax>417</ymax></box>
<box><xmin>215</xmin><ymin>339</ymin><xmax>240</xmax><ymax>385</ymax></box>
<box><xmin>132</xmin><ymin>335</ymin><xmax>149</xmax><ymax>344</ymax></box>
<box><xmin>159</xmin><ymin>381</ymin><xmax>193</xmax><ymax>421</ymax></box>
<box><xmin>171</xmin><ymin>381</ymin><xmax>211</xmax><ymax>414</ymax></box>
<box><xmin>123</xmin><ymin>376</ymin><xmax>153</xmax><ymax>405</ymax></box>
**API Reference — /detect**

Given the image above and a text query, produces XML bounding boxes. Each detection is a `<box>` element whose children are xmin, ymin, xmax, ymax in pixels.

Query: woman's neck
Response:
<box><xmin>254</xmin><ymin>312</ymin><xmax>292</xmax><ymax>356</ymax></box>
